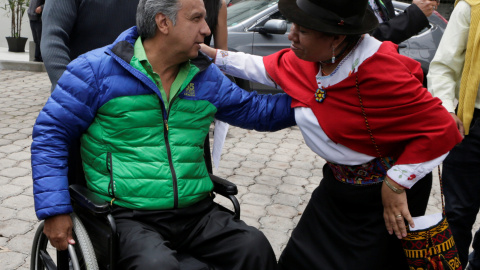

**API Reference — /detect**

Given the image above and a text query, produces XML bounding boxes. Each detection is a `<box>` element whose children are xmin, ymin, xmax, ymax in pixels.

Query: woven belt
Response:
<box><xmin>327</xmin><ymin>157</ymin><xmax>396</xmax><ymax>185</ymax></box>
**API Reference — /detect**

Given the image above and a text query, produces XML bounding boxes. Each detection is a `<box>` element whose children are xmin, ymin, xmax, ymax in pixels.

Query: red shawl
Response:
<box><xmin>264</xmin><ymin>42</ymin><xmax>462</xmax><ymax>165</ymax></box>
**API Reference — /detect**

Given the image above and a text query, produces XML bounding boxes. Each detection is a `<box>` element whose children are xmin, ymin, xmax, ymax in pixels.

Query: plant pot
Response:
<box><xmin>6</xmin><ymin>37</ymin><xmax>28</xmax><ymax>52</ymax></box>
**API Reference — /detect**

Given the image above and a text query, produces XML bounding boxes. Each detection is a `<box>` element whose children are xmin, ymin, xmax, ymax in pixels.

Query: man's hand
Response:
<box><xmin>413</xmin><ymin>0</ymin><xmax>438</xmax><ymax>17</ymax></box>
<box><xmin>450</xmin><ymin>112</ymin><xmax>465</xmax><ymax>138</ymax></box>
<box><xmin>43</xmin><ymin>214</ymin><xmax>75</xmax><ymax>250</ymax></box>
<box><xmin>382</xmin><ymin>177</ymin><xmax>412</xmax><ymax>239</ymax></box>
<box><xmin>35</xmin><ymin>6</ymin><xmax>42</xmax><ymax>14</ymax></box>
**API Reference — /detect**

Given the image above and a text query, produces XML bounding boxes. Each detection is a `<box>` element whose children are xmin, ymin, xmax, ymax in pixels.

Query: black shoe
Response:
<box><xmin>33</xmin><ymin>58</ymin><xmax>43</xmax><ymax>62</ymax></box>
<box><xmin>468</xmin><ymin>250</ymin><xmax>480</xmax><ymax>270</ymax></box>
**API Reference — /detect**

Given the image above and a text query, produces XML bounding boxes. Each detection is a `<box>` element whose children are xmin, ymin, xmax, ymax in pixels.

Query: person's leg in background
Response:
<box><xmin>444</xmin><ymin>114</ymin><xmax>480</xmax><ymax>269</ymax></box>
<box><xmin>467</xmin><ymin>228</ymin><xmax>480</xmax><ymax>269</ymax></box>
<box><xmin>29</xmin><ymin>19</ymin><xmax>42</xmax><ymax>61</ymax></box>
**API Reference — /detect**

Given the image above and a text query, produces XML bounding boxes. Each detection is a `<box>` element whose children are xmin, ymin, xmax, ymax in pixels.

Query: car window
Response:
<box><xmin>227</xmin><ymin>0</ymin><xmax>279</xmax><ymax>26</ymax></box>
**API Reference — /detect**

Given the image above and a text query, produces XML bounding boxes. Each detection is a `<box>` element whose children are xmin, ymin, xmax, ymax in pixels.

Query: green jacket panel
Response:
<box><xmin>81</xmin><ymin>93</ymin><xmax>217</xmax><ymax>210</ymax></box>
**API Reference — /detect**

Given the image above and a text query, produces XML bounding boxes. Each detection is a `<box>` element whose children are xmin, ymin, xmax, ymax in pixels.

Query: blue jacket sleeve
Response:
<box><xmin>211</xmin><ymin>66</ymin><xmax>296</xmax><ymax>131</ymax></box>
<box><xmin>31</xmin><ymin>56</ymin><xmax>100</xmax><ymax>220</ymax></box>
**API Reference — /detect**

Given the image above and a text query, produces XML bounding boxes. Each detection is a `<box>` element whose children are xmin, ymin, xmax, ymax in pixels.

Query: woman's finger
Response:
<box><xmin>384</xmin><ymin>212</ymin><xmax>393</xmax><ymax>235</ymax></box>
<box><xmin>390</xmin><ymin>214</ymin><xmax>403</xmax><ymax>239</ymax></box>
<box><xmin>395</xmin><ymin>213</ymin><xmax>407</xmax><ymax>238</ymax></box>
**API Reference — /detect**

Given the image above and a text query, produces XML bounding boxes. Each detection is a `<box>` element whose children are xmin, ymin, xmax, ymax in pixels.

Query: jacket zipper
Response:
<box><xmin>108</xmin><ymin>46</ymin><xmax>196</xmax><ymax>209</ymax></box>
<box><xmin>106</xmin><ymin>152</ymin><xmax>116</xmax><ymax>204</ymax></box>
<box><xmin>162</xmin><ymin>96</ymin><xmax>179</xmax><ymax>209</ymax></box>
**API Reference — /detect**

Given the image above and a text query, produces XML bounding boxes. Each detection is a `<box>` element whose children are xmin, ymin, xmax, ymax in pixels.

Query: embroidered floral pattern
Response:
<box><xmin>220</xmin><ymin>50</ymin><xmax>229</xmax><ymax>57</ymax></box>
<box><xmin>393</xmin><ymin>167</ymin><xmax>417</xmax><ymax>181</ymax></box>
<box><xmin>348</xmin><ymin>58</ymin><xmax>360</xmax><ymax>76</ymax></box>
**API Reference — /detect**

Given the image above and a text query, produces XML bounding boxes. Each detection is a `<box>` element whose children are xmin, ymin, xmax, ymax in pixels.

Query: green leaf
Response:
<box><xmin>3</xmin><ymin>0</ymin><xmax>27</xmax><ymax>37</ymax></box>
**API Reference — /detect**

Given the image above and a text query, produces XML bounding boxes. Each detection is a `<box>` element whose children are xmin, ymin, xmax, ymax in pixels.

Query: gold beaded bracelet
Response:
<box><xmin>384</xmin><ymin>178</ymin><xmax>405</xmax><ymax>194</ymax></box>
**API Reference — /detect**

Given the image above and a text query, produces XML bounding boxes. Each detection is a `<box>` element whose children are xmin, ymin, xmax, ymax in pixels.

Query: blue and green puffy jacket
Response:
<box><xmin>31</xmin><ymin>27</ymin><xmax>295</xmax><ymax>220</ymax></box>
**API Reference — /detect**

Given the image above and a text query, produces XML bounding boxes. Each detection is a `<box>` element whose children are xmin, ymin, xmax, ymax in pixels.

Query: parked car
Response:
<box><xmin>224</xmin><ymin>0</ymin><xmax>448</xmax><ymax>93</ymax></box>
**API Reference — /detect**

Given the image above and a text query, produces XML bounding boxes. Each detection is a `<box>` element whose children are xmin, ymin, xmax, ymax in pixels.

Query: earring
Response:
<box><xmin>331</xmin><ymin>46</ymin><xmax>336</xmax><ymax>64</ymax></box>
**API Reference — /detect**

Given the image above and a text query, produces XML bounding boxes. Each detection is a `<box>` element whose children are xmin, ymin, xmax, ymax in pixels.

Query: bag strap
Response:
<box><xmin>438</xmin><ymin>167</ymin><xmax>446</xmax><ymax>215</ymax></box>
<box><xmin>354</xmin><ymin>75</ymin><xmax>446</xmax><ymax>215</ymax></box>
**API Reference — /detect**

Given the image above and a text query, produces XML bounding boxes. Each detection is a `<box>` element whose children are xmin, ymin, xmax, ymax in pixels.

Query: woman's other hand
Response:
<box><xmin>450</xmin><ymin>112</ymin><xmax>465</xmax><ymax>138</ymax></box>
<box><xmin>381</xmin><ymin>177</ymin><xmax>413</xmax><ymax>239</ymax></box>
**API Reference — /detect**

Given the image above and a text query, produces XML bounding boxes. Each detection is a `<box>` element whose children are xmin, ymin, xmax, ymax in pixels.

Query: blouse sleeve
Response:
<box><xmin>387</xmin><ymin>154</ymin><xmax>448</xmax><ymax>188</ymax></box>
<box><xmin>214</xmin><ymin>50</ymin><xmax>278</xmax><ymax>88</ymax></box>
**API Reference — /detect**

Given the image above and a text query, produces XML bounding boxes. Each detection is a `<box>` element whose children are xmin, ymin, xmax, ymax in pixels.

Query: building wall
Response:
<box><xmin>0</xmin><ymin>11</ymin><xmax>34</xmax><ymax>49</ymax></box>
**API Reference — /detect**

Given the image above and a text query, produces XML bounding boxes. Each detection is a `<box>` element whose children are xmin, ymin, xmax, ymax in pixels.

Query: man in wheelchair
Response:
<box><xmin>30</xmin><ymin>0</ymin><xmax>296</xmax><ymax>269</ymax></box>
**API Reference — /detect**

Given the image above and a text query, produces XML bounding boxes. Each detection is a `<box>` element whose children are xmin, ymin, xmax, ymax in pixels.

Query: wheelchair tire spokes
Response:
<box><xmin>39</xmin><ymin>250</ymin><xmax>57</xmax><ymax>270</ymax></box>
<box><xmin>31</xmin><ymin>221</ymin><xmax>49</xmax><ymax>270</ymax></box>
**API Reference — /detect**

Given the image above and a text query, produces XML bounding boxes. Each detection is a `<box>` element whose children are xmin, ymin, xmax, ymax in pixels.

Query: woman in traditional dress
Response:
<box><xmin>201</xmin><ymin>0</ymin><xmax>462</xmax><ymax>268</ymax></box>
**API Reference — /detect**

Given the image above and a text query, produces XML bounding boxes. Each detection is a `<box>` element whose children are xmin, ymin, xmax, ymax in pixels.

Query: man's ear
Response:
<box><xmin>155</xmin><ymin>13</ymin><xmax>170</xmax><ymax>34</ymax></box>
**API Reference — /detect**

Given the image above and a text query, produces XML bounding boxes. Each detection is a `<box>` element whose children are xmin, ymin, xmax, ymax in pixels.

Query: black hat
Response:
<box><xmin>278</xmin><ymin>0</ymin><xmax>379</xmax><ymax>35</ymax></box>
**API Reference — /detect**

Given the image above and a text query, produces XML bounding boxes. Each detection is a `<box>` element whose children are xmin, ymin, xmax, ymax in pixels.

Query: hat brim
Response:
<box><xmin>278</xmin><ymin>0</ymin><xmax>379</xmax><ymax>35</ymax></box>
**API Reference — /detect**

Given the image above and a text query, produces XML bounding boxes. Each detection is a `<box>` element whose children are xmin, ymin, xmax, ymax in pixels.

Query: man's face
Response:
<box><xmin>169</xmin><ymin>0</ymin><xmax>211</xmax><ymax>61</ymax></box>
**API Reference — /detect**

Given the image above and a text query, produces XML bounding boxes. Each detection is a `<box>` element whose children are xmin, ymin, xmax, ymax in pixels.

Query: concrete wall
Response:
<box><xmin>0</xmin><ymin>10</ymin><xmax>33</xmax><ymax>49</ymax></box>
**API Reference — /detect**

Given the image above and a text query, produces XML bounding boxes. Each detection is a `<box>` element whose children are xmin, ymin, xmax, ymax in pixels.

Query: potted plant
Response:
<box><xmin>2</xmin><ymin>0</ymin><xmax>28</xmax><ymax>52</ymax></box>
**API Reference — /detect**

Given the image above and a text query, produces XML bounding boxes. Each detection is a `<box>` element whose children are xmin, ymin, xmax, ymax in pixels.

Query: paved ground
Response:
<box><xmin>0</xmin><ymin>68</ymin><xmax>479</xmax><ymax>269</ymax></box>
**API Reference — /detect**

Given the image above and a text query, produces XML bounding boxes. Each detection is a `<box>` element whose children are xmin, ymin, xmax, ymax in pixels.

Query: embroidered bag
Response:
<box><xmin>399</xmin><ymin>167</ymin><xmax>462</xmax><ymax>270</ymax></box>
<box><xmin>355</xmin><ymin>76</ymin><xmax>462</xmax><ymax>270</ymax></box>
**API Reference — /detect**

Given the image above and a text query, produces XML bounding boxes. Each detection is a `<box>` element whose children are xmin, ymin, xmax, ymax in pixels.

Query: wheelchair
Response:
<box><xmin>31</xmin><ymin>136</ymin><xmax>240</xmax><ymax>270</ymax></box>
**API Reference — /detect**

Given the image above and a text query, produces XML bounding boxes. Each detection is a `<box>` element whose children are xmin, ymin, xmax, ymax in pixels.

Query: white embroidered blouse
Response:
<box><xmin>213</xmin><ymin>34</ymin><xmax>447</xmax><ymax>188</ymax></box>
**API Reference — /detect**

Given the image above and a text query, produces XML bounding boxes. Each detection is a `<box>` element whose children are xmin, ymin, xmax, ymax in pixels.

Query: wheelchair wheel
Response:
<box><xmin>31</xmin><ymin>213</ymin><xmax>99</xmax><ymax>270</ymax></box>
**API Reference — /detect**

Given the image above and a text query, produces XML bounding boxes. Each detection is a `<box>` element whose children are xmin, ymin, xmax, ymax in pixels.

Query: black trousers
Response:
<box><xmin>29</xmin><ymin>20</ymin><xmax>42</xmax><ymax>61</ymax></box>
<box><xmin>112</xmin><ymin>197</ymin><xmax>277</xmax><ymax>270</ymax></box>
<box><xmin>278</xmin><ymin>164</ymin><xmax>432</xmax><ymax>270</ymax></box>
<box><xmin>470</xmin><ymin>230</ymin><xmax>480</xmax><ymax>269</ymax></box>
<box><xmin>444</xmin><ymin>109</ymin><xmax>480</xmax><ymax>269</ymax></box>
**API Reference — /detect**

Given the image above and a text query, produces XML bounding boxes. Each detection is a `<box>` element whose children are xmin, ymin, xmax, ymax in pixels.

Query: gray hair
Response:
<box><xmin>136</xmin><ymin>0</ymin><xmax>181</xmax><ymax>39</ymax></box>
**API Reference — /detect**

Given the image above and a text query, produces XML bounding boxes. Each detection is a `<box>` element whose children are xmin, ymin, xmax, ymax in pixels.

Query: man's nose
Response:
<box><xmin>202</xmin><ymin>20</ymin><xmax>211</xmax><ymax>36</ymax></box>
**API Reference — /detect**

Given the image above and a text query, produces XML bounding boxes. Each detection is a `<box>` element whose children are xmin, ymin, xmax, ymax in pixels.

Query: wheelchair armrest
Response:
<box><xmin>69</xmin><ymin>184</ymin><xmax>110</xmax><ymax>215</ymax></box>
<box><xmin>210</xmin><ymin>174</ymin><xmax>238</xmax><ymax>196</ymax></box>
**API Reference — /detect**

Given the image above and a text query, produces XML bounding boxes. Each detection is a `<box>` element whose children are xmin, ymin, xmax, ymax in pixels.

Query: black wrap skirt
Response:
<box><xmin>278</xmin><ymin>164</ymin><xmax>432</xmax><ymax>270</ymax></box>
